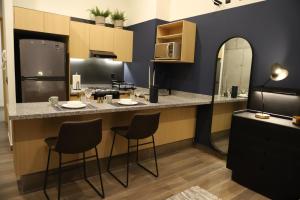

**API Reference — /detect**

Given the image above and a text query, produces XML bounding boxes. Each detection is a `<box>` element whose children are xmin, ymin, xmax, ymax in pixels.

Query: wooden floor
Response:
<box><xmin>0</xmin><ymin>122</ymin><xmax>268</xmax><ymax>200</ymax></box>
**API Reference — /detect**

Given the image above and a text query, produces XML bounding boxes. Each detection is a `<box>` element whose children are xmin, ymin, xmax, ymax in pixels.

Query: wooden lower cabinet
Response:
<box><xmin>211</xmin><ymin>101</ymin><xmax>246</xmax><ymax>133</ymax></box>
<box><xmin>227</xmin><ymin>111</ymin><xmax>300</xmax><ymax>199</ymax></box>
<box><xmin>12</xmin><ymin>106</ymin><xmax>197</xmax><ymax>178</ymax></box>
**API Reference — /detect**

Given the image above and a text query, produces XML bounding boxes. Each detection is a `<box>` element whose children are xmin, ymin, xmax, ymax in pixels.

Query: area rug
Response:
<box><xmin>167</xmin><ymin>186</ymin><xmax>221</xmax><ymax>200</ymax></box>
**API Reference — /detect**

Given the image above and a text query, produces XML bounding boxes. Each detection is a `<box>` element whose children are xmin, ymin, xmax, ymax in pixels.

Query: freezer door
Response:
<box><xmin>21</xmin><ymin>80</ymin><xmax>67</xmax><ymax>102</ymax></box>
<box><xmin>20</xmin><ymin>39</ymin><xmax>66</xmax><ymax>77</ymax></box>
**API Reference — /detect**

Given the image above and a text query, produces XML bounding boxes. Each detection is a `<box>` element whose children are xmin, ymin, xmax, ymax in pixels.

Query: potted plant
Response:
<box><xmin>89</xmin><ymin>6</ymin><xmax>110</xmax><ymax>26</ymax></box>
<box><xmin>111</xmin><ymin>10</ymin><xmax>126</xmax><ymax>29</ymax></box>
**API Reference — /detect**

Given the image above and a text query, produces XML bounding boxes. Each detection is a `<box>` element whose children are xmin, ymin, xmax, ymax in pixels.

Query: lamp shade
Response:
<box><xmin>270</xmin><ymin>63</ymin><xmax>289</xmax><ymax>81</ymax></box>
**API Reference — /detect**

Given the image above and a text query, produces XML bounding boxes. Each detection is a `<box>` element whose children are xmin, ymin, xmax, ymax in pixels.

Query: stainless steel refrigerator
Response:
<box><xmin>19</xmin><ymin>39</ymin><xmax>67</xmax><ymax>102</ymax></box>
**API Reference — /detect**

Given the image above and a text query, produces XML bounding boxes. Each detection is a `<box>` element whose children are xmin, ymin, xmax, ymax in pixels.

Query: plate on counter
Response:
<box><xmin>62</xmin><ymin>101</ymin><xmax>87</xmax><ymax>109</ymax></box>
<box><xmin>118</xmin><ymin>99</ymin><xmax>139</xmax><ymax>106</ymax></box>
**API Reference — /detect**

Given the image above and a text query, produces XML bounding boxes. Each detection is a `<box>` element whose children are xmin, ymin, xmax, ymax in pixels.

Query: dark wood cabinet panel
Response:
<box><xmin>227</xmin><ymin>111</ymin><xmax>300</xmax><ymax>199</ymax></box>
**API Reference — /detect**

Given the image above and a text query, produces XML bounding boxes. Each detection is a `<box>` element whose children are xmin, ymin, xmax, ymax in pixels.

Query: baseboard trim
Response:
<box><xmin>18</xmin><ymin>138</ymin><xmax>193</xmax><ymax>194</ymax></box>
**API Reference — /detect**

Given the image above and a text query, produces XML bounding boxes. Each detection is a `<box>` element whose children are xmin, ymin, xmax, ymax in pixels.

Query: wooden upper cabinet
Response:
<box><xmin>44</xmin><ymin>12</ymin><xmax>70</xmax><ymax>35</ymax></box>
<box><xmin>14</xmin><ymin>7</ymin><xmax>44</xmax><ymax>32</ymax></box>
<box><xmin>14</xmin><ymin>7</ymin><xmax>70</xmax><ymax>35</ymax></box>
<box><xmin>89</xmin><ymin>26</ymin><xmax>114</xmax><ymax>52</ymax></box>
<box><xmin>69</xmin><ymin>21</ymin><xmax>90</xmax><ymax>59</ymax></box>
<box><xmin>154</xmin><ymin>20</ymin><xmax>196</xmax><ymax>63</ymax></box>
<box><xmin>114</xmin><ymin>29</ymin><xmax>133</xmax><ymax>62</ymax></box>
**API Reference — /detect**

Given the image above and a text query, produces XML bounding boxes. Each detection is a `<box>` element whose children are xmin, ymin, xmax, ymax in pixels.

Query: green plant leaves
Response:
<box><xmin>88</xmin><ymin>6</ymin><xmax>111</xmax><ymax>18</ymax></box>
<box><xmin>111</xmin><ymin>10</ymin><xmax>126</xmax><ymax>21</ymax></box>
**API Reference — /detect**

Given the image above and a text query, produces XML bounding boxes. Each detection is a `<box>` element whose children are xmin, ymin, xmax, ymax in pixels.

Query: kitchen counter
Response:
<box><xmin>10</xmin><ymin>90</ymin><xmax>212</xmax><ymax>190</ymax></box>
<box><xmin>9</xmin><ymin>91</ymin><xmax>212</xmax><ymax>120</ymax></box>
<box><xmin>70</xmin><ymin>84</ymin><xmax>113</xmax><ymax>96</ymax></box>
<box><xmin>213</xmin><ymin>95</ymin><xmax>247</xmax><ymax>104</ymax></box>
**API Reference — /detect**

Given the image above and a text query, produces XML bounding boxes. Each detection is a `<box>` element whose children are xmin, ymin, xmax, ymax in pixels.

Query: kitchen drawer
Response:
<box><xmin>228</xmin><ymin>112</ymin><xmax>300</xmax><ymax>199</ymax></box>
<box><xmin>231</xmin><ymin>116</ymin><xmax>300</xmax><ymax>147</ymax></box>
<box><xmin>228</xmin><ymin>137</ymin><xmax>266</xmax><ymax>171</ymax></box>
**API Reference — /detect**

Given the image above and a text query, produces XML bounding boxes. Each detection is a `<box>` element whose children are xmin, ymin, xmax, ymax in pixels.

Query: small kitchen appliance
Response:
<box><xmin>154</xmin><ymin>42</ymin><xmax>181</xmax><ymax>60</ymax></box>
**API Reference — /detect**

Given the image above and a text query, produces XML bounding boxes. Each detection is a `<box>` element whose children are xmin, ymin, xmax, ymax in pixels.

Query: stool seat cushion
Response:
<box><xmin>111</xmin><ymin>126</ymin><xmax>129</xmax><ymax>138</ymax></box>
<box><xmin>45</xmin><ymin>137</ymin><xmax>58</xmax><ymax>148</ymax></box>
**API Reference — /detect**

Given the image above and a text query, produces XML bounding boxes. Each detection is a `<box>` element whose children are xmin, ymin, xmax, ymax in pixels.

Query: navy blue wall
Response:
<box><xmin>126</xmin><ymin>0</ymin><xmax>300</xmax><ymax>95</ymax></box>
<box><xmin>125</xmin><ymin>19</ymin><xmax>166</xmax><ymax>87</ymax></box>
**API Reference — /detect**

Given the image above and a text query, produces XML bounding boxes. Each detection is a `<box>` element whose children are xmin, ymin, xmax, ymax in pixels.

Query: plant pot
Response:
<box><xmin>95</xmin><ymin>16</ymin><xmax>105</xmax><ymax>26</ymax></box>
<box><xmin>114</xmin><ymin>20</ymin><xmax>124</xmax><ymax>29</ymax></box>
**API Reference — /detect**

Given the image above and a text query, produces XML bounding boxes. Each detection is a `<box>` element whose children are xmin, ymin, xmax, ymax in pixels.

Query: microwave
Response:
<box><xmin>154</xmin><ymin>42</ymin><xmax>181</xmax><ymax>60</ymax></box>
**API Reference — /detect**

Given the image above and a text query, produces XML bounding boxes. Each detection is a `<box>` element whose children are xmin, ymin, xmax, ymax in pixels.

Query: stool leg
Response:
<box><xmin>95</xmin><ymin>147</ymin><xmax>105</xmax><ymax>198</ymax></box>
<box><xmin>57</xmin><ymin>153</ymin><xmax>62</xmax><ymax>200</ymax></box>
<box><xmin>82</xmin><ymin>152</ymin><xmax>87</xmax><ymax>179</ymax></box>
<box><xmin>82</xmin><ymin>150</ymin><xmax>105</xmax><ymax>198</ymax></box>
<box><xmin>107</xmin><ymin>133</ymin><xmax>130</xmax><ymax>188</ymax></box>
<box><xmin>126</xmin><ymin>139</ymin><xmax>130</xmax><ymax>187</ymax></box>
<box><xmin>43</xmin><ymin>148</ymin><xmax>51</xmax><ymax>200</ymax></box>
<box><xmin>152</xmin><ymin>135</ymin><xmax>159</xmax><ymax>177</ymax></box>
<box><xmin>107</xmin><ymin>132</ymin><xmax>116</xmax><ymax>171</ymax></box>
<box><xmin>136</xmin><ymin>135</ymin><xmax>159</xmax><ymax>177</ymax></box>
<box><xmin>136</xmin><ymin>139</ymin><xmax>139</xmax><ymax>162</ymax></box>
<box><xmin>107</xmin><ymin>132</ymin><xmax>129</xmax><ymax>188</ymax></box>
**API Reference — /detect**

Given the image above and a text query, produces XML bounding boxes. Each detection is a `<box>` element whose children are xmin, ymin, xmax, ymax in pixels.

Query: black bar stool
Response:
<box><xmin>43</xmin><ymin>119</ymin><xmax>105</xmax><ymax>200</ymax></box>
<box><xmin>107</xmin><ymin>113</ymin><xmax>160</xmax><ymax>188</ymax></box>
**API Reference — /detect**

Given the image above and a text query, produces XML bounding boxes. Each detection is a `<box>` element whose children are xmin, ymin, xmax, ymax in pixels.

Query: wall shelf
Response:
<box><xmin>157</xmin><ymin>33</ymin><xmax>183</xmax><ymax>40</ymax></box>
<box><xmin>154</xmin><ymin>20</ymin><xmax>196</xmax><ymax>63</ymax></box>
<box><xmin>151</xmin><ymin>59</ymin><xmax>193</xmax><ymax>63</ymax></box>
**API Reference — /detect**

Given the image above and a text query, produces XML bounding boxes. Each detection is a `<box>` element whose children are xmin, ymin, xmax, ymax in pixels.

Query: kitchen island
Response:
<box><xmin>8</xmin><ymin>91</ymin><xmax>211</xmax><ymax>192</ymax></box>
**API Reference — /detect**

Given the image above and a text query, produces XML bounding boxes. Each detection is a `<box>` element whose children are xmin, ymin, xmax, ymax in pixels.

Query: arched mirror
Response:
<box><xmin>211</xmin><ymin>37</ymin><xmax>253</xmax><ymax>154</ymax></box>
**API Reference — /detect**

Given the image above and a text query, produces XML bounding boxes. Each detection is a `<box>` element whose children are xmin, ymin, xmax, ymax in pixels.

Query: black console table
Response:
<box><xmin>227</xmin><ymin>110</ymin><xmax>300</xmax><ymax>199</ymax></box>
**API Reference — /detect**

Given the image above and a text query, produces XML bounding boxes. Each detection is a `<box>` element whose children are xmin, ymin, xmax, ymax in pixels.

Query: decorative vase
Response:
<box><xmin>95</xmin><ymin>16</ymin><xmax>105</xmax><ymax>26</ymax></box>
<box><xmin>114</xmin><ymin>20</ymin><xmax>124</xmax><ymax>29</ymax></box>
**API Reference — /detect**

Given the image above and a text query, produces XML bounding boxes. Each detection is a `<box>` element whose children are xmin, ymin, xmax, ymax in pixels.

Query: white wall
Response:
<box><xmin>0</xmin><ymin>0</ymin><xmax>3</xmax><ymax>107</ymax></box>
<box><xmin>13</xmin><ymin>0</ymin><xmax>157</xmax><ymax>26</ymax></box>
<box><xmin>2</xmin><ymin>0</ymin><xmax>15</xmax><ymax>108</ymax></box>
<box><xmin>168</xmin><ymin>0</ymin><xmax>265</xmax><ymax>21</ymax></box>
<box><xmin>2</xmin><ymin>0</ymin><xmax>15</xmax><ymax>144</ymax></box>
<box><xmin>156</xmin><ymin>0</ymin><xmax>170</xmax><ymax>21</ymax></box>
<box><xmin>0</xmin><ymin>25</ymin><xmax>4</xmax><ymax>107</ymax></box>
<box><xmin>13</xmin><ymin>0</ymin><xmax>265</xmax><ymax>25</ymax></box>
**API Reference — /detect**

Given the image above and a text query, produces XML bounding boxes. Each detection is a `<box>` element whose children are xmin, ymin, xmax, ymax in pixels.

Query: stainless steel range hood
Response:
<box><xmin>90</xmin><ymin>50</ymin><xmax>117</xmax><ymax>59</ymax></box>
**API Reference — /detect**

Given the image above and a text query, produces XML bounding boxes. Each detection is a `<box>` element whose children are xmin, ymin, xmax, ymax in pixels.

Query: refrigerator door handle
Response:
<box><xmin>22</xmin><ymin>77</ymin><xmax>39</xmax><ymax>81</ymax></box>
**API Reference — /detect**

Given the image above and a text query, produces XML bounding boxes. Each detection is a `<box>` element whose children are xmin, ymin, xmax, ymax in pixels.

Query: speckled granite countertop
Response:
<box><xmin>8</xmin><ymin>91</ymin><xmax>212</xmax><ymax>120</ymax></box>
<box><xmin>213</xmin><ymin>95</ymin><xmax>248</xmax><ymax>104</ymax></box>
